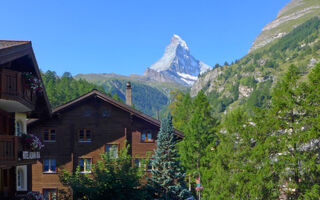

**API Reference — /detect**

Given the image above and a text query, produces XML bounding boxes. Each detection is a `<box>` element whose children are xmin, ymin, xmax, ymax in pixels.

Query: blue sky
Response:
<box><xmin>0</xmin><ymin>0</ymin><xmax>290</xmax><ymax>76</ymax></box>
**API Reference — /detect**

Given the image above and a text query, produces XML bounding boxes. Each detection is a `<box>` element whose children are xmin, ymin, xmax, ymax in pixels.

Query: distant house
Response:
<box><xmin>0</xmin><ymin>41</ymin><xmax>51</xmax><ymax>199</ymax></box>
<box><xmin>28</xmin><ymin>83</ymin><xmax>184</xmax><ymax>199</ymax></box>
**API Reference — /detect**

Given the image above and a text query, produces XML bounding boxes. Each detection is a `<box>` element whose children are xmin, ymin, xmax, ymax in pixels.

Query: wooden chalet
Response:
<box><xmin>0</xmin><ymin>40</ymin><xmax>51</xmax><ymax>199</ymax></box>
<box><xmin>28</xmin><ymin>84</ymin><xmax>184</xmax><ymax>199</ymax></box>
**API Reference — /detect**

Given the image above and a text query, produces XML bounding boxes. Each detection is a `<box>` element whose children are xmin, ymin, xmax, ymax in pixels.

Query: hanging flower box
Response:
<box><xmin>22</xmin><ymin>72</ymin><xmax>43</xmax><ymax>92</ymax></box>
<box><xmin>21</xmin><ymin>134</ymin><xmax>44</xmax><ymax>151</ymax></box>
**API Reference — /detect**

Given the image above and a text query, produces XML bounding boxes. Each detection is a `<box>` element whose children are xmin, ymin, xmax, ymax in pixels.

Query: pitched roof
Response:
<box><xmin>0</xmin><ymin>40</ymin><xmax>29</xmax><ymax>50</ymax></box>
<box><xmin>0</xmin><ymin>40</ymin><xmax>51</xmax><ymax>116</ymax></box>
<box><xmin>29</xmin><ymin>90</ymin><xmax>184</xmax><ymax>138</ymax></box>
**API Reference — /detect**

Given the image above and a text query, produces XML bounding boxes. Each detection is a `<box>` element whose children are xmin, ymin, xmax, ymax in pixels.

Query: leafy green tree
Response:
<box><xmin>59</xmin><ymin>146</ymin><xmax>147</xmax><ymax>200</ymax></box>
<box><xmin>201</xmin><ymin>107</ymin><xmax>280</xmax><ymax>199</ymax></box>
<box><xmin>148</xmin><ymin>114</ymin><xmax>192</xmax><ymax>200</ymax></box>
<box><xmin>169</xmin><ymin>90</ymin><xmax>193</xmax><ymax>133</ymax></box>
<box><xmin>178</xmin><ymin>90</ymin><xmax>217</xmax><ymax>173</ymax></box>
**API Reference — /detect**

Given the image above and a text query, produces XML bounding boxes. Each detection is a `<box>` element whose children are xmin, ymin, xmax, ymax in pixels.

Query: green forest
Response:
<box><xmin>170</xmin><ymin>63</ymin><xmax>320</xmax><ymax>199</ymax></box>
<box><xmin>41</xmin><ymin>71</ymin><xmax>123</xmax><ymax>108</ymax></box>
<box><xmin>42</xmin><ymin>71</ymin><xmax>169</xmax><ymax>117</ymax></box>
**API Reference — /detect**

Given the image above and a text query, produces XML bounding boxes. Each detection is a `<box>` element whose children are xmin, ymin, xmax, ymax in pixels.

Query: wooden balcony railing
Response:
<box><xmin>0</xmin><ymin>69</ymin><xmax>35</xmax><ymax>109</ymax></box>
<box><xmin>0</xmin><ymin>135</ymin><xmax>18</xmax><ymax>161</ymax></box>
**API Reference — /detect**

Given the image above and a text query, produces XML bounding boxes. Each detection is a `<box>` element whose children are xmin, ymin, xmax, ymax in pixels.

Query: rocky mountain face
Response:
<box><xmin>144</xmin><ymin>34</ymin><xmax>211</xmax><ymax>86</ymax></box>
<box><xmin>250</xmin><ymin>0</ymin><xmax>320</xmax><ymax>52</ymax></box>
<box><xmin>191</xmin><ymin>0</ymin><xmax>320</xmax><ymax>117</ymax></box>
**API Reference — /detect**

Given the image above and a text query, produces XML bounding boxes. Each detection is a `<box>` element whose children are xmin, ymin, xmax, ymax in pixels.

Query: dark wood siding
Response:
<box><xmin>29</xmin><ymin>97</ymin><xmax>160</xmax><ymax>194</ymax></box>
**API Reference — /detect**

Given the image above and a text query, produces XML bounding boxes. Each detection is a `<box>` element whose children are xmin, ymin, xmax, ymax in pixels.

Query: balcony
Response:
<box><xmin>0</xmin><ymin>68</ymin><xmax>36</xmax><ymax>113</ymax></box>
<box><xmin>0</xmin><ymin>135</ymin><xmax>18</xmax><ymax>167</ymax></box>
<box><xmin>0</xmin><ymin>134</ymin><xmax>42</xmax><ymax>168</ymax></box>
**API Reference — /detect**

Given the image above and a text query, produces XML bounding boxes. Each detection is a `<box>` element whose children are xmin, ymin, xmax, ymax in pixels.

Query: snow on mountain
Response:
<box><xmin>177</xmin><ymin>72</ymin><xmax>198</xmax><ymax>81</ymax></box>
<box><xmin>144</xmin><ymin>34</ymin><xmax>211</xmax><ymax>86</ymax></box>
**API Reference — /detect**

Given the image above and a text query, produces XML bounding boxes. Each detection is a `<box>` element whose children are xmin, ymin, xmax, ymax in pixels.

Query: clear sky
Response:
<box><xmin>0</xmin><ymin>0</ymin><xmax>290</xmax><ymax>76</ymax></box>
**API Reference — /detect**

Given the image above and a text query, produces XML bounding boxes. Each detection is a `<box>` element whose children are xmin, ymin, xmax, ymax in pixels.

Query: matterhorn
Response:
<box><xmin>144</xmin><ymin>34</ymin><xmax>211</xmax><ymax>86</ymax></box>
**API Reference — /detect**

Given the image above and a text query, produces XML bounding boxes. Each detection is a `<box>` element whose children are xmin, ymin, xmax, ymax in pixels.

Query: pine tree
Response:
<box><xmin>261</xmin><ymin>64</ymin><xmax>320</xmax><ymax>199</ymax></box>
<box><xmin>149</xmin><ymin>114</ymin><xmax>192</xmax><ymax>200</ymax></box>
<box><xmin>179</xmin><ymin>90</ymin><xmax>217</xmax><ymax>172</ymax></box>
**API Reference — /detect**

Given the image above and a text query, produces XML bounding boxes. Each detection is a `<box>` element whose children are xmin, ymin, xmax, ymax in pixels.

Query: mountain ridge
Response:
<box><xmin>250</xmin><ymin>0</ymin><xmax>320</xmax><ymax>52</ymax></box>
<box><xmin>191</xmin><ymin>0</ymin><xmax>320</xmax><ymax>117</ymax></box>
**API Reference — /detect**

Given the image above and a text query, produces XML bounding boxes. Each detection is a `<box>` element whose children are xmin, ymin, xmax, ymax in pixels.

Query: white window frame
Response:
<box><xmin>79</xmin><ymin>158</ymin><xmax>92</xmax><ymax>173</ymax></box>
<box><xmin>105</xmin><ymin>144</ymin><xmax>118</xmax><ymax>158</ymax></box>
<box><xmin>16</xmin><ymin>121</ymin><xmax>23</xmax><ymax>136</ymax></box>
<box><xmin>16</xmin><ymin>165</ymin><xmax>27</xmax><ymax>191</ymax></box>
<box><xmin>43</xmin><ymin>159</ymin><xmax>56</xmax><ymax>173</ymax></box>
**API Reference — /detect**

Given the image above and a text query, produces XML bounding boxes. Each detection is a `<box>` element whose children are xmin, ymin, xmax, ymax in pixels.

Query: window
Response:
<box><xmin>102</xmin><ymin>109</ymin><xmax>111</xmax><ymax>117</ymax></box>
<box><xmin>134</xmin><ymin>158</ymin><xmax>140</xmax><ymax>167</ymax></box>
<box><xmin>141</xmin><ymin>130</ymin><xmax>153</xmax><ymax>142</ymax></box>
<box><xmin>79</xmin><ymin>158</ymin><xmax>92</xmax><ymax>173</ymax></box>
<box><xmin>43</xmin><ymin>159</ymin><xmax>56</xmax><ymax>173</ymax></box>
<box><xmin>44</xmin><ymin>129</ymin><xmax>56</xmax><ymax>142</ymax></box>
<box><xmin>79</xmin><ymin>129</ymin><xmax>91</xmax><ymax>142</ymax></box>
<box><xmin>83</xmin><ymin>109</ymin><xmax>91</xmax><ymax>117</ymax></box>
<box><xmin>16</xmin><ymin>121</ymin><xmax>23</xmax><ymax>136</ymax></box>
<box><xmin>105</xmin><ymin>144</ymin><xmax>118</xmax><ymax>158</ymax></box>
<box><xmin>134</xmin><ymin>159</ymin><xmax>153</xmax><ymax>171</ymax></box>
<box><xmin>147</xmin><ymin>161</ymin><xmax>153</xmax><ymax>171</ymax></box>
<box><xmin>17</xmin><ymin>169</ymin><xmax>23</xmax><ymax>189</ymax></box>
<box><xmin>43</xmin><ymin>189</ymin><xmax>57</xmax><ymax>200</ymax></box>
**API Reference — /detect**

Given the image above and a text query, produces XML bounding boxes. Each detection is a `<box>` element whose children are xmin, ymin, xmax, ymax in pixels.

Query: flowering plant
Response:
<box><xmin>26</xmin><ymin>191</ymin><xmax>44</xmax><ymax>200</ymax></box>
<box><xmin>22</xmin><ymin>72</ymin><xmax>43</xmax><ymax>92</ymax></box>
<box><xmin>195</xmin><ymin>186</ymin><xmax>203</xmax><ymax>191</ymax></box>
<box><xmin>21</xmin><ymin>134</ymin><xmax>44</xmax><ymax>151</ymax></box>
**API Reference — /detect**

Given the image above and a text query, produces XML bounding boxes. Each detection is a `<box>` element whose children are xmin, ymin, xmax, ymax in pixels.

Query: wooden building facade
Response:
<box><xmin>28</xmin><ymin>88</ymin><xmax>183</xmax><ymax>199</ymax></box>
<box><xmin>0</xmin><ymin>41</ymin><xmax>51</xmax><ymax>199</ymax></box>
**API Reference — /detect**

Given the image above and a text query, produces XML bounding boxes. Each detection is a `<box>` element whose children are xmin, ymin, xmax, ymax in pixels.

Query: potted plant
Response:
<box><xmin>22</xmin><ymin>72</ymin><xmax>43</xmax><ymax>92</ymax></box>
<box><xmin>21</xmin><ymin>134</ymin><xmax>44</xmax><ymax>151</ymax></box>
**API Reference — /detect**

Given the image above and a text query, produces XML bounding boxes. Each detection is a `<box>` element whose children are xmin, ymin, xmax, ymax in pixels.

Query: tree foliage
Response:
<box><xmin>171</xmin><ymin>64</ymin><xmax>320</xmax><ymax>199</ymax></box>
<box><xmin>148</xmin><ymin>114</ymin><xmax>192</xmax><ymax>200</ymax></box>
<box><xmin>42</xmin><ymin>70</ymin><xmax>108</xmax><ymax>108</ymax></box>
<box><xmin>59</xmin><ymin>146</ymin><xmax>147</xmax><ymax>200</ymax></box>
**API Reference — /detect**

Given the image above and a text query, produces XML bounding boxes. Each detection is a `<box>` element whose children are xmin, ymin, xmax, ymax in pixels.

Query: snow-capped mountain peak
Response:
<box><xmin>171</xmin><ymin>34</ymin><xmax>189</xmax><ymax>51</ymax></box>
<box><xmin>144</xmin><ymin>34</ymin><xmax>211</xmax><ymax>86</ymax></box>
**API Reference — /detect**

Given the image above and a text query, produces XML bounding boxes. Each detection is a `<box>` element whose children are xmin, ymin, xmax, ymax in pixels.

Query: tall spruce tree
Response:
<box><xmin>148</xmin><ymin>114</ymin><xmax>192</xmax><ymax>200</ymax></box>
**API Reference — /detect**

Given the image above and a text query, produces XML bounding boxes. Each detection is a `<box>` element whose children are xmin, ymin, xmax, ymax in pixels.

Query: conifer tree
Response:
<box><xmin>179</xmin><ymin>90</ymin><xmax>217</xmax><ymax>172</ymax></box>
<box><xmin>149</xmin><ymin>114</ymin><xmax>192</xmax><ymax>200</ymax></box>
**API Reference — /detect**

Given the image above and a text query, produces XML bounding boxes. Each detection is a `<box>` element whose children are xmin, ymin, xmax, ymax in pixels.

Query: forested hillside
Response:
<box><xmin>191</xmin><ymin>17</ymin><xmax>320</xmax><ymax>118</ymax></box>
<box><xmin>75</xmin><ymin>73</ymin><xmax>188</xmax><ymax>117</ymax></box>
<box><xmin>41</xmin><ymin>71</ymin><xmax>118</xmax><ymax>108</ymax></box>
<box><xmin>172</xmin><ymin>63</ymin><xmax>320</xmax><ymax>199</ymax></box>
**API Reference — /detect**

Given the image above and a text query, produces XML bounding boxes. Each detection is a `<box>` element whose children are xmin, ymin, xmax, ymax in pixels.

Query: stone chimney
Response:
<box><xmin>126</xmin><ymin>82</ymin><xmax>132</xmax><ymax>106</ymax></box>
